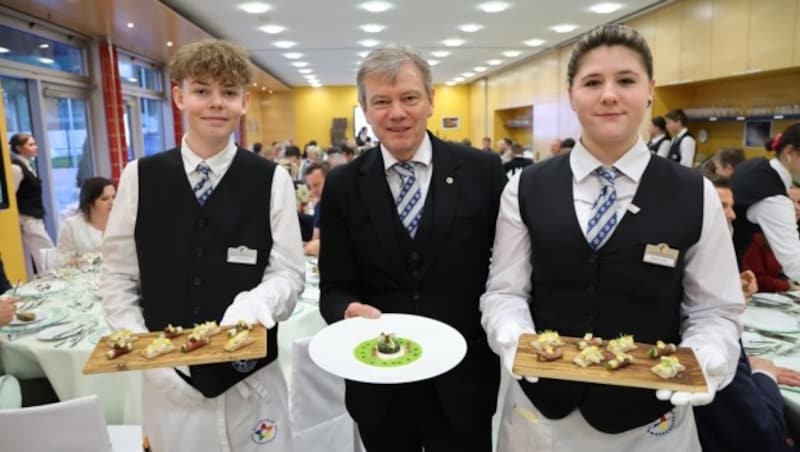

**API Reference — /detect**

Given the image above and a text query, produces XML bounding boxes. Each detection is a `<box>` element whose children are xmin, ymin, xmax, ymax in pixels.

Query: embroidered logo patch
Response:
<box><xmin>251</xmin><ymin>418</ymin><xmax>277</xmax><ymax>444</ymax></box>
<box><xmin>233</xmin><ymin>359</ymin><xmax>257</xmax><ymax>373</ymax></box>
<box><xmin>646</xmin><ymin>410</ymin><xmax>677</xmax><ymax>437</ymax></box>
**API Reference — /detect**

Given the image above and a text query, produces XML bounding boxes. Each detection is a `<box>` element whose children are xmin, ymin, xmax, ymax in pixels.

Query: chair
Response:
<box><xmin>38</xmin><ymin>247</ymin><xmax>58</xmax><ymax>273</ymax></box>
<box><xmin>0</xmin><ymin>395</ymin><xmax>112</xmax><ymax>452</ymax></box>
<box><xmin>290</xmin><ymin>336</ymin><xmax>365</xmax><ymax>452</ymax></box>
<box><xmin>0</xmin><ymin>374</ymin><xmax>22</xmax><ymax>409</ymax></box>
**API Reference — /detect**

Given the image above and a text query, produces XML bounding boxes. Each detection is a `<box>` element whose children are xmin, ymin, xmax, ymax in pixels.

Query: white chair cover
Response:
<box><xmin>38</xmin><ymin>247</ymin><xmax>58</xmax><ymax>273</ymax></box>
<box><xmin>0</xmin><ymin>374</ymin><xmax>22</xmax><ymax>409</ymax></box>
<box><xmin>0</xmin><ymin>395</ymin><xmax>112</xmax><ymax>452</ymax></box>
<box><xmin>290</xmin><ymin>336</ymin><xmax>365</xmax><ymax>452</ymax></box>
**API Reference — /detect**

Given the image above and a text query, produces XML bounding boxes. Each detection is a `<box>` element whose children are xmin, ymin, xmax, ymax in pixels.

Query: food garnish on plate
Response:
<box><xmin>647</xmin><ymin>340</ymin><xmax>677</xmax><ymax>359</ymax></box>
<box><xmin>577</xmin><ymin>333</ymin><xmax>603</xmax><ymax>350</ymax></box>
<box><xmin>607</xmin><ymin>334</ymin><xmax>637</xmax><ymax>355</ymax></box>
<box><xmin>606</xmin><ymin>353</ymin><xmax>634</xmax><ymax>371</ymax></box>
<box><xmin>106</xmin><ymin>342</ymin><xmax>133</xmax><ymax>359</ymax></box>
<box><xmin>163</xmin><ymin>324</ymin><xmax>184</xmax><ymax>339</ymax></box>
<box><xmin>142</xmin><ymin>335</ymin><xmax>176</xmax><ymax>359</ymax></box>
<box><xmin>573</xmin><ymin>345</ymin><xmax>605</xmax><ymax>368</ymax></box>
<box><xmin>15</xmin><ymin>311</ymin><xmax>36</xmax><ymax>322</ymax></box>
<box><xmin>651</xmin><ymin>356</ymin><xmax>686</xmax><ymax>379</ymax></box>
<box><xmin>374</xmin><ymin>332</ymin><xmax>406</xmax><ymax>360</ymax></box>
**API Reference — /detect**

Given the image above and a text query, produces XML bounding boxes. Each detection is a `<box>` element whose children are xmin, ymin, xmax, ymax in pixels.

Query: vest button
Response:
<box><xmin>192</xmin><ymin>306</ymin><xmax>201</xmax><ymax>316</ymax></box>
<box><xmin>196</xmin><ymin>247</ymin><xmax>204</xmax><ymax>257</ymax></box>
<box><xmin>586</xmin><ymin>284</ymin><xmax>595</xmax><ymax>293</ymax></box>
<box><xmin>197</xmin><ymin>218</ymin><xmax>207</xmax><ymax>230</ymax></box>
<box><xmin>411</xmin><ymin>291</ymin><xmax>421</xmax><ymax>301</ymax></box>
<box><xmin>411</xmin><ymin>270</ymin><xmax>421</xmax><ymax>280</ymax></box>
<box><xmin>409</xmin><ymin>252</ymin><xmax>420</xmax><ymax>263</ymax></box>
<box><xmin>588</xmin><ymin>254</ymin><xmax>597</xmax><ymax>264</ymax></box>
<box><xmin>193</xmin><ymin>276</ymin><xmax>202</xmax><ymax>286</ymax></box>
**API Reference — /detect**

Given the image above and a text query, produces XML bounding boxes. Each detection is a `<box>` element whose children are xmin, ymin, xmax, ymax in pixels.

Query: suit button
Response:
<box><xmin>197</xmin><ymin>218</ymin><xmax>207</xmax><ymax>230</ymax></box>
<box><xmin>411</xmin><ymin>292</ymin><xmax>421</xmax><ymax>301</ymax></box>
<box><xmin>588</xmin><ymin>254</ymin><xmax>597</xmax><ymax>264</ymax></box>
<box><xmin>587</xmin><ymin>284</ymin><xmax>595</xmax><ymax>293</ymax></box>
<box><xmin>193</xmin><ymin>276</ymin><xmax>202</xmax><ymax>286</ymax></box>
<box><xmin>409</xmin><ymin>252</ymin><xmax>420</xmax><ymax>263</ymax></box>
<box><xmin>411</xmin><ymin>270</ymin><xmax>421</xmax><ymax>280</ymax></box>
<box><xmin>192</xmin><ymin>306</ymin><xmax>201</xmax><ymax>316</ymax></box>
<box><xmin>196</xmin><ymin>247</ymin><xmax>204</xmax><ymax>257</ymax></box>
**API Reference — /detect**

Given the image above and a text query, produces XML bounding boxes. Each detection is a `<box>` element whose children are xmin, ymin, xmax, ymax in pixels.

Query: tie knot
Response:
<box><xmin>395</xmin><ymin>161</ymin><xmax>416</xmax><ymax>176</ymax></box>
<box><xmin>196</xmin><ymin>162</ymin><xmax>211</xmax><ymax>176</ymax></box>
<box><xmin>594</xmin><ymin>166</ymin><xmax>617</xmax><ymax>184</ymax></box>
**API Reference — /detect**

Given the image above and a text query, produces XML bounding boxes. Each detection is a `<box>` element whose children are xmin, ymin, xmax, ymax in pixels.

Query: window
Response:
<box><xmin>118</xmin><ymin>58</ymin><xmax>162</xmax><ymax>91</ymax></box>
<box><xmin>0</xmin><ymin>24</ymin><xmax>86</xmax><ymax>75</ymax></box>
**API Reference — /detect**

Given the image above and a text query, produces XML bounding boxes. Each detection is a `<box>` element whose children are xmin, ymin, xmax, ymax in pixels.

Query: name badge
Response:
<box><xmin>642</xmin><ymin>243</ymin><xmax>679</xmax><ymax>268</ymax></box>
<box><xmin>227</xmin><ymin>246</ymin><xmax>258</xmax><ymax>265</ymax></box>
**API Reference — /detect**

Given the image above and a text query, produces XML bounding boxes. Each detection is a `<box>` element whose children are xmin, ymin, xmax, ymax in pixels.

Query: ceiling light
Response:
<box><xmin>237</xmin><ymin>2</ymin><xmax>271</xmax><ymax>14</ymax></box>
<box><xmin>39</xmin><ymin>43</ymin><xmax>49</xmax><ymax>49</ymax></box>
<box><xmin>359</xmin><ymin>39</ymin><xmax>380</xmax><ymax>47</ymax></box>
<box><xmin>473</xmin><ymin>66</ymin><xmax>487</xmax><ymax>72</ymax></box>
<box><xmin>298</xmin><ymin>68</ymin><xmax>312</xmax><ymax>74</ymax></box>
<box><xmin>273</xmin><ymin>40</ymin><xmax>296</xmax><ymax>48</ymax></box>
<box><xmin>128</xmin><ymin>77</ymin><xmax>138</xmax><ymax>83</ymax></box>
<box><xmin>502</xmin><ymin>50</ymin><xmax>521</xmax><ymax>57</ymax></box>
<box><xmin>477</xmin><ymin>1</ymin><xmax>510</xmax><ymax>13</ymax></box>
<box><xmin>462</xmin><ymin>72</ymin><xmax>475</xmax><ymax>77</ymax></box>
<box><xmin>359</xmin><ymin>1</ymin><xmax>393</xmax><ymax>13</ymax></box>
<box><xmin>304</xmin><ymin>74</ymin><xmax>318</xmax><ymax>80</ymax></box>
<box><xmin>284</xmin><ymin>52</ymin><xmax>303</xmax><ymax>59</ymax></box>
<box><xmin>360</xmin><ymin>24</ymin><xmax>385</xmax><ymax>33</ymax></box>
<box><xmin>259</xmin><ymin>25</ymin><xmax>286</xmax><ymax>34</ymax></box>
<box><xmin>428</xmin><ymin>60</ymin><xmax>439</xmax><ymax>66</ymax></box>
<box><xmin>311</xmin><ymin>83</ymin><xmax>322</xmax><ymax>88</ymax></box>
<box><xmin>524</xmin><ymin>38</ymin><xmax>545</xmax><ymax>47</ymax></box>
<box><xmin>431</xmin><ymin>50</ymin><xmax>451</xmax><ymax>58</ymax></box>
<box><xmin>38</xmin><ymin>57</ymin><xmax>54</xmax><ymax>64</ymax></box>
<box><xmin>454</xmin><ymin>77</ymin><xmax>465</xmax><ymax>82</ymax></box>
<box><xmin>166</xmin><ymin>41</ymin><xmax>174</xmax><ymax>47</ymax></box>
<box><xmin>291</xmin><ymin>61</ymin><xmax>309</xmax><ymax>67</ymax></box>
<box><xmin>261</xmin><ymin>87</ymin><xmax>267</xmax><ymax>91</ymax></box>
<box><xmin>253</xmin><ymin>83</ymin><xmax>258</xmax><ymax>87</ymax></box>
<box><xmin>446</xmin><ymin>81</ymin><xmax>456</xmax><ymax>86</ymax></box>
<box><xmin>551</xmin><ymin>24</ymin><xmax>578</xmax><ymax>33</ymax></box>
<box><xmin>357</xmin><ymin>51</ymin><xmax>369</xmax><ymax>58</ymax></box>
<box><xmin>0</xmin><ymin>47</ymin><xmax>10</xmax><ymax>54</ymax></box>
<box><xmin>269</xmin><ymin>90</ymin><xmax>273</xmax><ymax>94</ymax></box>
<box><xmin>487</xmin><ymin>59</ymin><xmax>503</xmax><ymax>66</ymax></box>
<box><xmin>442</xmin><ymin>38</ymin><xmax>465</xmax><ymax>47</ymax></box>
<box><xmin>127</xmin><ymin>22</ymin><xmax>134</xmax><ymax>28</ymax></box>
<box><xmin>589</xmin><ymin>2</ymin><xmax>623</xmax><ymax>14</ymax></box>
<box><xmin>458</xmin><ymin>23</ymin><xmax>483</xmax><ymax>33</ymax></box>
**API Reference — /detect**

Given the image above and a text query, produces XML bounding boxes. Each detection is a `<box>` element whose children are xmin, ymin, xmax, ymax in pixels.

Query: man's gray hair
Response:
<box><xmin>356</xmin><ymin>45</ymin><xmax>433</xmax><ymax>106</ymax></box>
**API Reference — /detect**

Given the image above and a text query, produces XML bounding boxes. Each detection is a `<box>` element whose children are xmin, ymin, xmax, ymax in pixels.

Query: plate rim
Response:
<box><xmin>742</xmin><ymin>307</ymin><xmax>800</xmax><ymax>333</ymax></box>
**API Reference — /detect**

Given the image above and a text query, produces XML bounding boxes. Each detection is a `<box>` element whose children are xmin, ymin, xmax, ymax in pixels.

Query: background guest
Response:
<box><xmin>57</xmin><ymin>177</ymin><xmax>115</xmax><ymax>261</ymax></box>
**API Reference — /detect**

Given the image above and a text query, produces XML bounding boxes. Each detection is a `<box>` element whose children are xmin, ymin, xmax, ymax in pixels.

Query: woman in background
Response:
<box><xmin>9</xmin><ymin>133</ymin><xmax>54</xmax><ymax>278</ymax></box>
<box><xmin>57</xmin><ymin>177</ymin><xmax>115</xmax><ymax>261</ymax></box>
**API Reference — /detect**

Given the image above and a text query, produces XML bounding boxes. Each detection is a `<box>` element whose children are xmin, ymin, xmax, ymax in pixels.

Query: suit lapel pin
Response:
<box><xmin>446</xmin><ymin>177</ymin><xmax>454</xmax><ymax>184</ymax></box>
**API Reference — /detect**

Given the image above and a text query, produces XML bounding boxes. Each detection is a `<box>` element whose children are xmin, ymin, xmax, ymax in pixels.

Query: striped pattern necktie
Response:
<box><xmin>586</xmin><ymin>166</ymin><xmax>619</xmax><ymax>251</ymax></box>
<box><xmin>394</xmin><ymin>162</ymin><xmax>423</xmax><ymax>238</ymax></box>
<box><xmin>193</xmin><ymin>162</ymin><xmax>214</xmax><ymax>205</ymax></box>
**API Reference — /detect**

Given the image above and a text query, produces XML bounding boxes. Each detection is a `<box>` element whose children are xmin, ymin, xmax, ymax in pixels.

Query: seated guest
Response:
<box><xmin>57</xmin><ymin>177</ymin><xmax>115</xmax><ymax>261</ymax></box>
<box><xmin>713</xmin><ymin>148</ymin><xmax>746</xmax><ymax>178</ymax></box>
<box><xmin>303</xmin><ymin>162</ymin><xmax>329</xmax><ymax>257</ymax></box>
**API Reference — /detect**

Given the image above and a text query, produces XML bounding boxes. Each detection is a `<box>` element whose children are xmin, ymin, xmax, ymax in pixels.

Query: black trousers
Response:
<box><xmin>357</xmin><ymin>381</ymin><xmax>492</xmax><ymax>452</ymax></box>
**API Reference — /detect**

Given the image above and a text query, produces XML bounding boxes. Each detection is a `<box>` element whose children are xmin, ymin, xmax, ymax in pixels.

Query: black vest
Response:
<box><xmin>667</xmin><ymin>132</ymin><xmax>694</xmax><ymax>163</ymax></box>
<box><xmin>503</xmin><ymin>157</ymin><xmax>533</xmax><ymax>179</ymax></box>
<box><xmin>135</xmin><ymin>148</ymin><xmax>277</xmax><ymax>398</ymax></box>
<box><xmin>648</xmin><ymin>136</ymin><xmax>668</xmax><ymax>154</ymax></box>
<box><xmin>731</xmin><ymin>158</ymin><xmax>787</xmax><ymax>260</ymax></box>
<box><xmin>516</xmin><ymin>154</ymin><xmax>703</xmax><ymax>433</ymax></box>
<box><xmin>11</xmin><ymin>155</ymin><xmax>45</xmax><ymax>218</ymax></box>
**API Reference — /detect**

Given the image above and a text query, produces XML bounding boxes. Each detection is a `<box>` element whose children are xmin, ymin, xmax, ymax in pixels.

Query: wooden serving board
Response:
<box><xmin>513</xmin><ymin>334</ymin><xmax>707</xmax><ymax>393</ymax></box>
<box><xmin>82</xmin><ymin>326</ymin><xmax>267</xmax><ymax>374</ymax></box>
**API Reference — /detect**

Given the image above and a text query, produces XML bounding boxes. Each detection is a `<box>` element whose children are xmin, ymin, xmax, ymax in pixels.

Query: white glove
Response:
<box><xmin>496</xmin><ymin>323</ymin><xmax>538</xmax><ymax>383</ymax></box>
<box><xmin>143</xmin><ymin>368</ymin><xmax>205</xmax><ymax>408</ymax></box>
<box><xmin>221</xmin><ymin>291</ymin><xmax>276</xmax><ymax>329</ymax></box>
<box><xmin>655</xmin><ymin>347</ymin><xmax>730</xmax><ymax>406</ymax></box>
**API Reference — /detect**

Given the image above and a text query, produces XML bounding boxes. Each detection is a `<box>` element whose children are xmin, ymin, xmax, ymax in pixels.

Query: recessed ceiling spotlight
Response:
<box><xmin>589</xmin><ymin>2</ymin><xmax>623</xmax><ymax>14</ymax></box>
<box><xmin>360</xmin><ymin>24</ymin><xmax>386</xmax><ymax>33</ymax></box>
<box><xmin>128</xmin><ymin>77</ymin><xmax>138</xmax><ymax>83</ymax></box>
<box><xmin>359</xmin><ymin>39</ymin><xmax>380</xmax><ymax>47</ymax></box>
<box><xmin>487</xmin><ymin>59</ymin><xmax>503</xmax><ymax>66</ymax></box>
<box><xmin>442</xmin><ymin>38</ymin><xmax>465</xmax><ymax>47</ymax></box>
<box><xmin>357</xmin><ymin>51</ymin><xmax>370</xmax><ymax>58</ymax></box>
<box><xmin>273</xmin><ymin>40</ymin><xmax>296</xmax><ymax>48</ymax></box>
<box><xmin>0</xmin><ymin>47</ymin><xmax>9</xmax><ymax>54</ymax></box>
<box><xmin>38</xmin><ymin>57</ymin><xmax>54</xmax><ymax>64</ymax></box>
<box><xmin>446</xmin><ymin>81</ymin><xmax>456</xmax><ymax>86</ymax></box>
<box><xmin>477</xmin><ymin>1</ymin><xmax>510</xmax><ymax>13</ymax></box>
<box><xmin>127</xmin><ymin>22</ymin><xmax>134</xmax><ymax>28</ymax></box>
<box><xmin>473</xmin><ymin>66</ymin><xmax>487</xmax><ymax>72</ymax></box>
<box><xmin>428</xmin><ymin>60</ymin><xmax>439</xmax><ymax>66</ymax></box>
<box><xmin>166</xmin><ymin>41</ymin><xmax>174</xmax><ymax>47</ymax></box>
<box><xmin>458</xmin><ymin>23</ymin><xmax>483</xmax><ymax>33</ymax></box>
<box><xmin>291</xmin><ymin>61</ymin><xmax>309</xmax><ymax>67</ymax></box>
<box><xmin>502</xmin><ymin>50</ymin><xmax>521</xmax><ymax>57</ymax></box>
<box><xmin>252</xmin><ymin>83</ymin><xmax>258</xmax><ymax>87</ymax></box>
<box><xmin>454</xmin><ymin>77</ymin><xmax>465</xmax><ymax>82</ymax></box>
<box><xmin>261</xmin><ymin>86</ymin><xmax>267</xmax><ymax>91</ymax></box>
<box><xmin>298</xmin><ymin>68</ymin><xmax>313</xmax><ymax>74</ymax></box>
<box><xmin>551</xmin><ymin>24</ymin><xmax>578</xmax><ymax>33</ymax></box>
<box><xmin>269</xmin><ymin>90</ymin><xmax>273</xmax><ymax>94</ymax></box>
<box><xmin>39</xmin><ymin>43</ymin><xmax>50</xmax><ymax>49</ymax></box>
<box><xmin>311</xmin><ymin>83</ymin><xmax>323</xmax><ymax>88</ymax></box>
<box><xmin>237</xmin><ymin>2</ymin><xmax>271</xmax><ymax>14</ymax></box>
<box><xmin>462</xmin><ymin>72</ymin><xmax>475</xmax><ymax>77</ymax></box>
<box><xmin>304</xmin><ymin>74</ymin><xmax>318</xmax><ymax>80</ymax></box>
<box><xmin>259</xmin><ymin>25</ymin><xmax>286</xmax><ymax>34</ymax></box>
<box><xmin>284</xmin><ymin>52</ymin><xmax>303</xmax><ymax>59</ymax></box>
<box><xmin>524</xmin><ymin>39</ymin><xmax>545</xmax><ymax>47</ymax></box>
<box><xmin>431</xmin><ymin>50</ymin><xmax>451</xmax><ymax>58</ymax></box>
<box><xmin>359</xmin><ymin>1</ymin><xmax>393</xmax><ymax>13</ymax></box>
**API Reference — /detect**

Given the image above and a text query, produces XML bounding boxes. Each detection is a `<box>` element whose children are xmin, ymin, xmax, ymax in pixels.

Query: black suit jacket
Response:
<box><xmin>319</xmin><ymin>133</ymin><xmax>506</xmax><ymax>432</ymax></box>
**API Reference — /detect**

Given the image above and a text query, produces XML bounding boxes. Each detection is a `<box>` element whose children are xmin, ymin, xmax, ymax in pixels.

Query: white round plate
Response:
<box><xmin>0</xmin><ymin>307</ymin><xmax>71</xmax><ymax>333</ymax></box>
<box><xmin>309</xmin><ymin>313</ymin><xmax>467</xmax><ymax>384</ymax></box>
<box><xmin>742</xmin><ymin>307</ymin><xmax>800</xmax><ymax>333</ymax></box>
<box><xmin>36</xmin><ymin>323</ymin><xmax>79</xmax><ymax>341</ymax></box>
<box><xmin>751</xmin><ymin>293</ymin><xmax>794</xmax><ymax>307</ymax></box>
<box><xmin>741</xmin><ymin>331</ymin><xmax>780</xmax><ymax>351</ymax></box>
<box><xmin>9</xmin><ymin>308</ymin><xmax>47</xmax><ymax>326</ymax></box>
<box><xmin>16</xmin><ymin>280</ymin><xmax>67</xmax><ymax>297</ymax></box>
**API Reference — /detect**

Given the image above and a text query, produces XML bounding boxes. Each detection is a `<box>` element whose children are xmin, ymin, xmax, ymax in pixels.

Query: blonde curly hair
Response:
<box><xmin>169</xmin><ymin>39</ymin><xmax>253</xmax><ymax>86</ymax></box>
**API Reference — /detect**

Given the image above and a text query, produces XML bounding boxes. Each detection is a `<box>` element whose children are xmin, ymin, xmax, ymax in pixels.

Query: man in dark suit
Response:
<box><xmin>319</xmin><ymin>46</ymin><xmax>506</xmax><ymax>452</ymax></box>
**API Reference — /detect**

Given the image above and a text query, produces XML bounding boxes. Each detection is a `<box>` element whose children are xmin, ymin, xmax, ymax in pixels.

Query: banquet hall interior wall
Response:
<box><xmin>1</xmin><ymin>0</ymin><xmax>800</xmax><ymax>281</ymax></box>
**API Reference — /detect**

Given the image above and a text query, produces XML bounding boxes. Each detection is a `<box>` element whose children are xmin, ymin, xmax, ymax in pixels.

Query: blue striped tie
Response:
<box><xmin>586</xmin><ymin>166</ymin><xmax>619</xmax><ymax>250</ymax></box>
<box><xmin>394</xmin><ymin>162</ymin><xmax>423</xmax><ymax>237</ymax></box>
<box><xmin>193</xmin><ymin>162</ymin><xmax>214</xmax><ymax>205</ymax></box>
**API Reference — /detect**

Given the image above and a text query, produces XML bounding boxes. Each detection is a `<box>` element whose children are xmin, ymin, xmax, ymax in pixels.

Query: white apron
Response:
<box><xmin>498</xmin><ymin>380</ymin><xmax>701</xmax><ymax>452</ymax></box>
<box><xmin>142</xmin><ymin>362</ymin><xmax>293</xmax><ymax>452</ymax></box>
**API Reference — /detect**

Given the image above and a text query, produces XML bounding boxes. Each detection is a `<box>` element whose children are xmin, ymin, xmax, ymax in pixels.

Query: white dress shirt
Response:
<box><xmin>57</xmin><ymin>214</ymin><xmax>103</xmax><ymax>258</ymax></box>
<box><xmin>745</xmin><ymin>158</ymin><xmax>800</xmax><ymax>280</ymax></box>
<box><xmin>481</xmin><ymin>138</ymin><xmax>743</xmax><ymax>385</ymax></box>
<box><xmin>649</xmin><ymin>134</ymin><xmax>670</xmax><ymax>157</ymax></box>
<box><xmin>381</xmin><ymin>132</ymin><xmax>433</xmax><ymax>206</ymax></box>
<box><xmin>660</xmin><ymin>128</ymin><xmax>696</xmax><ymax>167</ymax></box>
<box><xmin>101</xmin><ymin>136</ymin><xmax>305</xmax><ymax>334</ymax></box>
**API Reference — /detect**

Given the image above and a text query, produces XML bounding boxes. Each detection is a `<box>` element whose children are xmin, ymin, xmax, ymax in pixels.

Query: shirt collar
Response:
<box><xmin>381</xmin><ymin>133</ymin><xmax>432</xmax><ymax>172</ymax></box>
<box><xmin>180</xmin><ymin>135</ymin><xmax>237</xmax><ymax>176</ymax></box>
<box><xmin>570</xmin><ymin>137</ymin><xmax>651</xmax><ymax>183</ymax></box>
<box><xmin>676</xmin><ymin>128</ymin><xmax>688</xmax><ymax>138</ymax></box>
<box><xmin>770</xmin><ymin>158</ymin><xmax>793</xmax><ymax>190</ymax></box>
<box><xmin>649</xmin><ymin>134</ymin><xmax>665</xmax><ymax>143</ymax></box>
